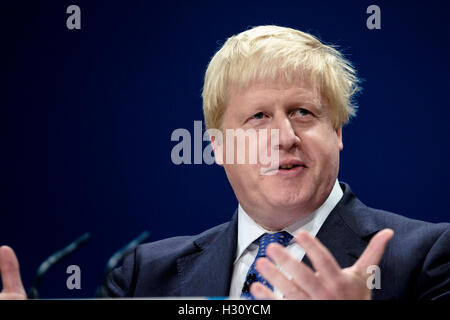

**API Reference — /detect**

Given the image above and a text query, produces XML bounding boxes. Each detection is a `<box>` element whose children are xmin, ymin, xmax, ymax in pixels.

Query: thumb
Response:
<box><xmin>0</xmin><ymin>246</ymin><xmax>26</xmax><ymax>295</ymax></box>
<box><xmin>353</xmin><ymin>229</ymin><xmax>394</xmax><ymax>274</ymax></box>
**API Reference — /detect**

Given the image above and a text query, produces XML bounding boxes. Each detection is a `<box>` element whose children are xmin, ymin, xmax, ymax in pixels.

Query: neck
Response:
<box><xmin>239</xmin><ymin>180</ymin><xmax>342</xmax><ymax>231</ymax></box>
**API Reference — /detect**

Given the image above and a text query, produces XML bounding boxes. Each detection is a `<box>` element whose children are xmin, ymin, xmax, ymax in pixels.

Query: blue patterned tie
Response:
<box><xmin>241</xmin><ymin>231</ymin><xmax>293</xmax><ymax>299</ymax></box>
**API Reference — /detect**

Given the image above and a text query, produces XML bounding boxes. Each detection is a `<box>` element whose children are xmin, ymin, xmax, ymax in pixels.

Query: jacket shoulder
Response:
<box><xmin>103</xmin><ymin>220</ymin><xmax>231</xmax><ymax>297</ymax></box>
<box><xmin>337</xmin><ymin>183</ymin><xmax>449</xmax><ymax>241</ymax></box>
<box><xmin>136</xmin><ymin>220</ymin><xmax>231</xmax><ymax>260</ymax></box>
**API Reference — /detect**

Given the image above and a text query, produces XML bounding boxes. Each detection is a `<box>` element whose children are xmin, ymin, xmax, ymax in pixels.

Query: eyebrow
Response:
<box><xmin>247</xmin><ymin>94</ymin><xmax>321</xmax><ymax>111</ymax></box>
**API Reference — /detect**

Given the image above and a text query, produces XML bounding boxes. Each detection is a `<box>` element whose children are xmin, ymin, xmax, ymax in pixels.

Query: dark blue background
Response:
<box><xmin>1</xmin><ymin>0</ymin><xmax>449</xmax><ymax>298</ymax></box>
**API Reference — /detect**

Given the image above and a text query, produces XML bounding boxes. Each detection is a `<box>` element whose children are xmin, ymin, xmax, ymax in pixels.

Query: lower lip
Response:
<box><xmin>272</xmin><ymin>166</ymin><xmax>306</xmax><ymax>177</ymax></box>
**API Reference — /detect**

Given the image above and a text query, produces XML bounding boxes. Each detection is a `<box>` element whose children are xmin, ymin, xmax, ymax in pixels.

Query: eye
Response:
<box><xmin>251</xmin><ymin>112</ymin><xmax>265</xmax><ymax>120</ymax></box>
<box><xmin>292</xmin><ymin>108</ymin><xmax>312</xmax><ymax>118</ymax></box>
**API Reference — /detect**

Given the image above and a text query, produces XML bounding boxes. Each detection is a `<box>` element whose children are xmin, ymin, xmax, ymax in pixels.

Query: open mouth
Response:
<box><xmin>278</xmin><ymin>164</ymin><xmax>305</xmax><ymax>170</ymax></box>
<box><xmin>260</xmin><ymin>160</ymin><xmax>306</xmax><ymax>175</ymax></box>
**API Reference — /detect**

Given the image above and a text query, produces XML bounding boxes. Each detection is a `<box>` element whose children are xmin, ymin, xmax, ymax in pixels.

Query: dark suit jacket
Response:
<box><xmin>104</xmin><ymin>183</ymin><xmax>450</xmax><ymax>300</ymax></box>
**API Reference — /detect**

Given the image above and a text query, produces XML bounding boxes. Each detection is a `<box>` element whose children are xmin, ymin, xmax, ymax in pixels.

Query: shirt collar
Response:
<box><xmin>235</xmin><ymin>179</ymin><xmax>343</xmax><ymax>262</ymax></box>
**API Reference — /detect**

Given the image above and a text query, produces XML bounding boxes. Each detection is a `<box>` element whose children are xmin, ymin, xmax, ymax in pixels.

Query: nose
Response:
<box><xmin>273</xmin><ymin>116</ymin><xmax>300</xmax><ymax>151</ymax></box>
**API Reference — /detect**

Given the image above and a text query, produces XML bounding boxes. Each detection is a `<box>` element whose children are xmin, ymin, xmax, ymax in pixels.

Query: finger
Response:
<box><xmin>255</xmin><ymin>257</ymin><xmax>310</xmax><ymax>300</ymax></box>
<box><xmin>353</xmin><ymin>229</ymin><xmax>394</xmax><ymax>274</ymax></box>
<box><xmin>249</xmin><ymin>282</ymin><xmax>278</xmax><ymax>300</ymax></box>
<box><xmin>295</xmin><ymin>231</ymin><xmax>341</xmax><ymax>279</ymax></box>
<box><xmin>0</xmin><ymin>246</ymin><xmax>26</xmax><ymax>295</ymax></box>
<box><xmin>265</xmin><ymin>244</ymin><xmax>329</xmax><ymax>299</ymax></box>
<box><xmin>265</xmin><ymin>244</ymin><xmax>313</xmax><ymax>299</ymax></box>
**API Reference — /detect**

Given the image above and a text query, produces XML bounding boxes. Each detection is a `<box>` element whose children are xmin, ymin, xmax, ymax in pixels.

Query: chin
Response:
<box><xmin>266</xmin><ymin>192</ymin><xmax>312</xmax><ymax>213</ymax></box>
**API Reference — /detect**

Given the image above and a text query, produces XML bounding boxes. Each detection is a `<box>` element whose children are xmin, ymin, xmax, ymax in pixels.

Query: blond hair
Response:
<box><xmin>202</xmin><ymin>25</ymin><xmax>360</xmax><ymax>130</ymax></box>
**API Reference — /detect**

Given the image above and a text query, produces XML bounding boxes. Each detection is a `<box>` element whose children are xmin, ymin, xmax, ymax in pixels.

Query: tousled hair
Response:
<box><xmin>202</xmin><ymin>25</ymin><xmax>360</xmax><ymax>130</ymax></box>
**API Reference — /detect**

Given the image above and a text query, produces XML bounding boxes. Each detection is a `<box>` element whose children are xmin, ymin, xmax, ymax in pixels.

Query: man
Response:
<box><xmin>1</xmin><ymin>25</ymin><xmax>449</xmax><ymax>300</ymax></box>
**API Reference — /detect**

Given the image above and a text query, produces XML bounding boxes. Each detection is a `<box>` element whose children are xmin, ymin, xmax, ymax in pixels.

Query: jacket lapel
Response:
<box><xmin>302</xmin><ymin>208</ymin><xmax>367</xmax><ymax>270</ymax></box>
<box><xmin>176</xmin><ymin>212</ymin><xmax>238</xmax><ymax>297</ymax></box>
<box><xmin>302</xmin><ymin>183</ymin><xmax>381</xmax><ymax>270</ymax></box>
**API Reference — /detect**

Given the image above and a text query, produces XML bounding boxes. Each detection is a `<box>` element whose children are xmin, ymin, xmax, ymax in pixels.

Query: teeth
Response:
<box><xmin>280</xmin><ymin>164</ymin><xmax>294</xmax><ymax>169</ymax></box>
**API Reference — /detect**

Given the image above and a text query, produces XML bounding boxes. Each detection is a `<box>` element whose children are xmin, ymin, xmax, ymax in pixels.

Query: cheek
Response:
<box><xmin>254</xmin><ymin>128</ymin><xmax>284</xmax><ymax>168</ymax></box>
<box><xmin>301</xmin><ymin>130</ymin><xmax>341</xmax><ymax>168</ymax></box>
<box><xmin>223</xmin><ymin>163</ymin><xmax>262</xmax><ymax>201</ymax></box>
<box><xmin>222</xmin><ymin>131</ymin><xmax>275</xmax><ymax>167</ymax></box>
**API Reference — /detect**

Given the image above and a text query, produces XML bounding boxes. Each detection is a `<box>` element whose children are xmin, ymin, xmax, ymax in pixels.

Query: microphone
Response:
<box><xmin>27</xmin><ymin>232</ymin><xmax>91</xmax><ymax>299</ymax></box>
<box><xmin>95</xmin><ymin>231</ymin><xmax>150</xmax><ymax>297</ymax></box>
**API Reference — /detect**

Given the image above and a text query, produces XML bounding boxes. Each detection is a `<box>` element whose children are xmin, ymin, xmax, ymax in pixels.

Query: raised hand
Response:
<box><xmin>250</xmin><ymin>229</ymin><xmax>394</xmax><ymax>300</ymax></box>
<box><xmin>0</xmin><ymin>246</ymin><xmax>27</xmax><ymax>300</ymax></box>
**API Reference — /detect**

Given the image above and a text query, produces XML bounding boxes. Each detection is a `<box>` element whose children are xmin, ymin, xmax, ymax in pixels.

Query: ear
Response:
<box><xmin>336</xmin><ymin>127</ymin><xmax>343</xmax><ymax>151</ymax></box>
<box><xmin>210</xmin><ymin>133</ymin><xmax>224</xmax><ymax>166</ymax></box>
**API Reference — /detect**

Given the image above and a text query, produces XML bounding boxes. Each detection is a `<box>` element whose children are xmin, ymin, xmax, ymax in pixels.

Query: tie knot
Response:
<box><xmin>256</xmin><ymin>231</ymin><xmax>293</xmax><ymax>258</ymax></box>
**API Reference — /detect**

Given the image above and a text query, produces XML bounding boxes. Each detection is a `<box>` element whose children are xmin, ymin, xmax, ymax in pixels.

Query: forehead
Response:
<box><xmin>227</xmin><ymin>75</ymin><xmax>322</xmax><ymax>107</ymax></box>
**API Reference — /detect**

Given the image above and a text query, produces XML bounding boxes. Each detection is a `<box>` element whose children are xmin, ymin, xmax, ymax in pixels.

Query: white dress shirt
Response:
<box><xmin>229</xmin><ymin>179</ymin><xmax>344</xmax><ymax>298</ymax></box>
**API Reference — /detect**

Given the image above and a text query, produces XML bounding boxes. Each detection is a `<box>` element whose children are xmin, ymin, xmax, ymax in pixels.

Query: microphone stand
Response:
<box><xmin>95</xmin><ymin>231</ymin><xmax>150</xmax><ymax>297</ymax></box>
<box><xmin>27</xmin><ymin>232</ymin><xmax>91</xmax><ymax>299</ymax></box>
